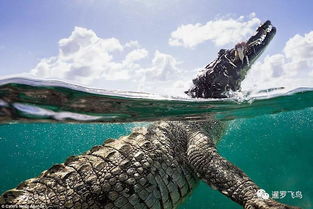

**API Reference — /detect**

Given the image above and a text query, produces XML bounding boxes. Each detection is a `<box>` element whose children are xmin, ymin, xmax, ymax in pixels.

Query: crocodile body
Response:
<box><xmin>0</xmin><ymin>120</ymin><xmax>221</xmax><ymax>208</ymax></box>
<box><xmin>0</xmin><ymin>120</ymin><xmax>299</xmax><ymax>209</ymax></box>
<box><xmin>0</xmin><ymin>21</ymin><xmax>301</xmax><ymax>209</ymax></box>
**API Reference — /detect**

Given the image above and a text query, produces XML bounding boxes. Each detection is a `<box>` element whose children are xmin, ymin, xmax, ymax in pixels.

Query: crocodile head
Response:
<box><xmin>185</xmin><ymin>20</ymin><xmax>276</xmax><ymax>98</ymax></box>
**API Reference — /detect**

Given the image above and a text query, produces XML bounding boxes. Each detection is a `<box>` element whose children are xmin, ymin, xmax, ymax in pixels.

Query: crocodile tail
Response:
<box><xmin>0</xmin><ymin>137</ymin><xmax>129</xmax><ymax>208</ymax></box>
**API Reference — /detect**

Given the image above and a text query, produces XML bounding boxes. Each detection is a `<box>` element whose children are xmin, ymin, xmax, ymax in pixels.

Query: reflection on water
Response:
<box><xmin>0</xmin><ymin>78</ymin><xmax>313</xmax><ymax>123</ymax></box>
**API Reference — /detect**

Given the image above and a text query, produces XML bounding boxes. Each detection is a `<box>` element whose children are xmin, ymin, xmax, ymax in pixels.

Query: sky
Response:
<box><xmin>0</xmin><ymin>0</ymin><xmax>313</xmax><ymax>96</ymax></box>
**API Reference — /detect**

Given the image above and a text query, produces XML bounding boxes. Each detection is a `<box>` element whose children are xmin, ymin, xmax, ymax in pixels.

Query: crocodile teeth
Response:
<box><xmin>237</xmin><ymin>47</ymin><xmax>245</xmax><ymax>61</ymax></box>
<box><xmin>245</xmin><ymin>55</ymin><xmax>250</xmax><ymax>66</ymax></box>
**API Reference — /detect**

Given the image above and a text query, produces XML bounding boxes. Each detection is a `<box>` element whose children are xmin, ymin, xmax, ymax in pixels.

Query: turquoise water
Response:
<box><xmin>0</xmin><ymin>108</ymin><xmax>312</xmax><ymax>208</ymax></box>
<box><xmin>0</xmin><ymin>78</ymin><xmax>313</xmax><ymax>208</ymax></box>
<box><xmin>181</xmin><ymin>108</ymin><xmax>313</xmax><ymax>209</ymax></box>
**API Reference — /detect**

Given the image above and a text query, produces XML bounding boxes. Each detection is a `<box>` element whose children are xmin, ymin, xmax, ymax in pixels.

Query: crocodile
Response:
<box><xmin>186</xmin><ymin>20</ymin><xmax>276</xmax><ymax>98</ymax></box>
<box><xmin>0</xmin><ymin>21</ymin><xmax>300</xmax><ymax>209</ymax></box>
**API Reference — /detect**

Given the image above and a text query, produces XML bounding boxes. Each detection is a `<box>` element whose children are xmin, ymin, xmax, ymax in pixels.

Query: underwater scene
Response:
<box><xmin>0</xmin><ymin>79</ymin><xmax>312</xmax><ymax>208</ymax></box>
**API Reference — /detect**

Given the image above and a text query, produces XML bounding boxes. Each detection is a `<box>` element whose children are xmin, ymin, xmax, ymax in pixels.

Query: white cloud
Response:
<box><xmin>31</xmin><ymin>27</ymin><xmax>126</xmax><ymax>83</ymax></box>
<box><xmin>140</xmin><ymin>50</ymin><xmax>180</xmax><ymax>80</ymax></box>
<box><xmin>242</xmin><ymin>31</ymin><xmax>313</xmax><ymax>93</ymax></box>
<box><xmin>59</xmin><ymin>27</ymin><xmax>123</xmax><ymax>55</ymax></box>
<box><xmin>124</xmin><ymin>48</ymin><xmax>148</xmax><ymax>63</ymax></box>
<box><xmin>30</xmin><ymin>26</ymin><xmax>190</xmax><ymax>96</ymax></box>
<box><xmin>125</xmin><ymin>40</ymin><xmax>141</xmax><ymax>48</ymax></box>
<box><xmin>169</xmin><ymin>13</ymin><xmax>261</xmax><ymax>48</ymax></box>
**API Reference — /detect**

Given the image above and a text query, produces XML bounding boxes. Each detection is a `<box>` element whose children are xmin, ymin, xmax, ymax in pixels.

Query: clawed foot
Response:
<box><xmin>245</xmin><ymin>198</ymin><xmax>301</xmax><ymax>209</ymax></box>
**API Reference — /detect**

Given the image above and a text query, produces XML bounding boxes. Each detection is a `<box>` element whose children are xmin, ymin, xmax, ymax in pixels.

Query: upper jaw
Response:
<box><xmin>233</xmin><ymin>20</ymin><xmax>276</xmax><ymax>78</ymax></box>
<box><xmin>248</xmin><ymin>20</ymin><xmax>276</xmax><ymax>46</ymax></box>
<box><xmin>245</xmin><ymin>20</ymin><xmax>276</xmax><ymax>63</ymax></box>
<box><xmin>233</xmin><ymin>20</ymin><xmax>276</xmax><ymax>67</ymax></box>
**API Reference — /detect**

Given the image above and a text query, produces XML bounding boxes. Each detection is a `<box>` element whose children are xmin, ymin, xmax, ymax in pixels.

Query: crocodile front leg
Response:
<box><xmin>186</xmin><ymin>130</ymin><xmax>300</xmax><ymax>209</ymax></box>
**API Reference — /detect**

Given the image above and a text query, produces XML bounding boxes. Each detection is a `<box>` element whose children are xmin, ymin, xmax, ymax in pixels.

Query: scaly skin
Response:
<box><xmin>0</xmin><ymin>21</ymin><xmax>301</xmax><ymax>208</ymax></box>
<box><xmin>0</xmin><ymin>120</ymin><xmax>222</xmax><ymax>208</ymax></box>
<box><xmin>0</xmin><ymin>120</ymin><xmax>299</xmax><ymax>208</ymax></box>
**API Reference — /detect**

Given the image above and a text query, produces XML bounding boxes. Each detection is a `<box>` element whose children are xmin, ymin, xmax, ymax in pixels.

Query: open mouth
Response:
<box><xmin>185</xmin><ymin>20</ymin><xmax>276</xmax><ymax>99</ymax></box>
